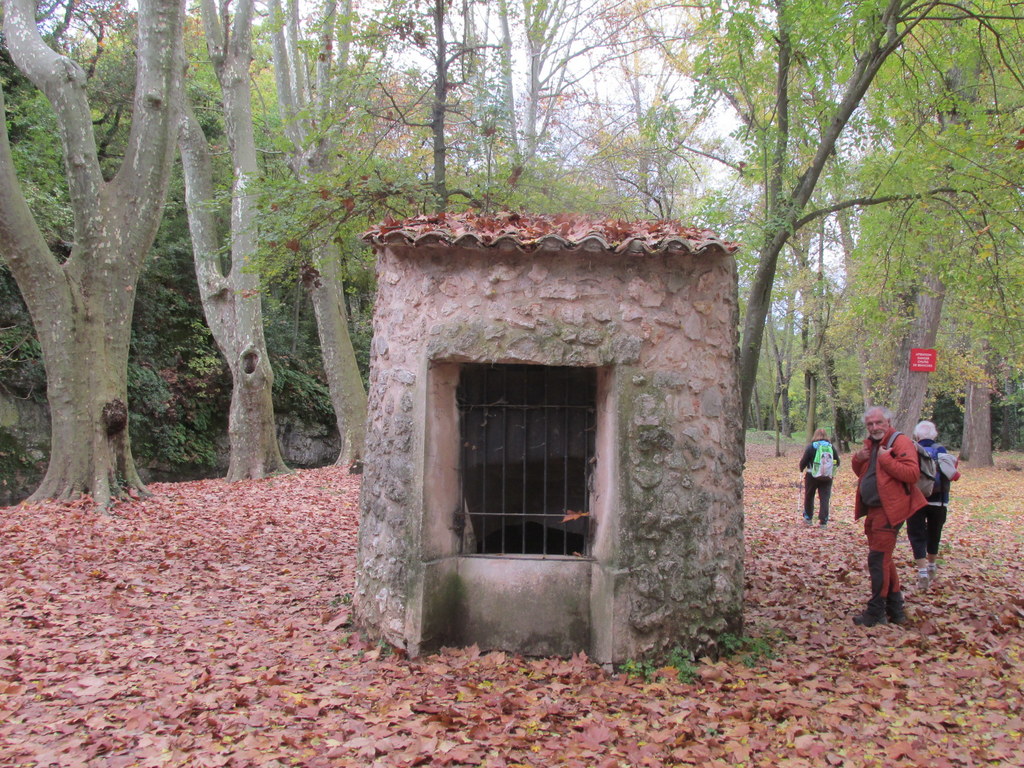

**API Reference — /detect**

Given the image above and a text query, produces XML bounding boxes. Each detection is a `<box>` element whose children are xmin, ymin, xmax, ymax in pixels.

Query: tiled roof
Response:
<box><xmin>363</xmin><ymin>212</ymin><xmax>739</xmax><ymax>255</ymax></box>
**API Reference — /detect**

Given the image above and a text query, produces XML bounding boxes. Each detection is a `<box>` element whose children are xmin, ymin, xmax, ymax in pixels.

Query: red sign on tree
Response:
<box><xmin>909</xmin><ymin>348</ymin><xmax>937</xmax><ymax>372</ymax></box>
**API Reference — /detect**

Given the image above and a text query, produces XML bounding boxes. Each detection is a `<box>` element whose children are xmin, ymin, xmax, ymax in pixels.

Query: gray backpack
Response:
<box><xmin>885</xmin><ymin>432</ymin><xmax>938</xmax><ymax>496</ymax></box>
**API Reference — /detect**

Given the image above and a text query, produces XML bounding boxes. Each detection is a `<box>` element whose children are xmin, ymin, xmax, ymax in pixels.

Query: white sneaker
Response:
<box><xmin>927</xmin><ymin>563</ymin><xmax>937</xmax><ymax>583</ymax></box>
<box><xmin>917</xmin><ymin>567</ymin><xmax>931</xmax><ymax>590</ymax></box>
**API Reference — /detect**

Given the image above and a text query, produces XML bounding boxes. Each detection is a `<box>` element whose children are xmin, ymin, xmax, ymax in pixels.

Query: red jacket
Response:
<box><xmin>851</xmin><ymin>427</ymin><xmax>928</xmax><ymax>526</ymax></box>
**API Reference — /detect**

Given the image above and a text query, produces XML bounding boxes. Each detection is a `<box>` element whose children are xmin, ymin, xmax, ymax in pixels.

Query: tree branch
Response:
<box><xmin>793</xmin><ymin>187</ymin><xmax>958</xmax><ymax>230</ymax></box>
<box><xmin>3</xmin><ymin>0</ymin><xmax>103</xmax><ymax>239</ymax></box>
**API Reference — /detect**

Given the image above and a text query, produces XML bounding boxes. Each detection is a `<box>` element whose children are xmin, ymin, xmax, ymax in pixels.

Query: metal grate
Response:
<box><xmin>457</xmin><ymin>364</ymin><xmax>596</xmax><ymax>556</ymax></box>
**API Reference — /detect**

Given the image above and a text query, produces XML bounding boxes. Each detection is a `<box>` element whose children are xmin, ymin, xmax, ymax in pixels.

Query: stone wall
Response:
<box><xmin>0</xmin><ymin>394</ymin><xmax>48</xmax><ymax>506</ymax></box>
<box><xmin>355</xmin><ymin>242</ymin><xmax>744</xmax><ymax>662</ymax></box>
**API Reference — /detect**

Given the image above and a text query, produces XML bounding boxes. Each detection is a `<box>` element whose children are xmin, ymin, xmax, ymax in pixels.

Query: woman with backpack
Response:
<box><xmin>799</xmin><ymin>428</ymin><xmax>840</xmax><ymax>526</ymax></box>
<box><xmin>908</xmin><ymin>420</ymin><xmax>961</xmax><ymax>589</ymax></box>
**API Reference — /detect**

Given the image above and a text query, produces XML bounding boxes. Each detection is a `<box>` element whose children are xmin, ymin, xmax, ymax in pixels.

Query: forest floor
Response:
<box><xmin>2</xmin><ymin>445</ymin><xmax>1024</xmax><ymax>767</ymax></box>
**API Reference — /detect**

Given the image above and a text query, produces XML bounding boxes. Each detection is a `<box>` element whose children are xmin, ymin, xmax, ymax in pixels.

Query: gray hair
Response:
<box><xmin>913</xmin><ymin>420</ymin><xmax>938</xmax><ymax>441</ymax></box>
<box><xmin>863</xmin><ymin>406</ymin><xmax>893</xmax><ymax>423</ymax></box>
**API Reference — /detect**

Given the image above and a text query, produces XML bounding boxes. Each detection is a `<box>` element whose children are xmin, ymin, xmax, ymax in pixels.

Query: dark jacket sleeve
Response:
<box><xmin>799</xmin><ymin>444</ymin><xmax>815</xmax><ymax>471</ymax></box>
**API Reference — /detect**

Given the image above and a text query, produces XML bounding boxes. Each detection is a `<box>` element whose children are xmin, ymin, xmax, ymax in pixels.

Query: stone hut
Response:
<box><xmin>354</xmin><ymin>213</ymin><xmax>744</xmax><ymax>664</ymax></box>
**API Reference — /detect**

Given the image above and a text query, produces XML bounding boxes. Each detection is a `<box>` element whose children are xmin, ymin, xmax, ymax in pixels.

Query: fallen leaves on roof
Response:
<box><xmin>363</xmin><ymin>211</ymin><xmax>740</xmax><ymax>255</ymax></box>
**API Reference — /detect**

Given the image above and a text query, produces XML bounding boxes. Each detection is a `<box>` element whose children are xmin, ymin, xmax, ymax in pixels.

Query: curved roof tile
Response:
<box><xmin>363</xmin><ymin>212</ymin><xmax>739</xmax><ymax>256</ymax></box>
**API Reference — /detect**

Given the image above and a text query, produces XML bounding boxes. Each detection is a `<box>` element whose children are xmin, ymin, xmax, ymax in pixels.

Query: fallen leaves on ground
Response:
<box><xmin>2</xmin><ymin>449</ymin><xmax>1023</xmax><ymax>767</ymax></box>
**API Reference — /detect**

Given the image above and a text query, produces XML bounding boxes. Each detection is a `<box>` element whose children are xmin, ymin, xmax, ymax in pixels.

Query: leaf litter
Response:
<box><xmin>2</xmin><ymin>449</ymin><xmax>1022</xmax><ymax>767</ymax></box>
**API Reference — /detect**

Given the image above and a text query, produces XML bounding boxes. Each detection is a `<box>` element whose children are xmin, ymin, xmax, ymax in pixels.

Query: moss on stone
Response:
<box><xmin>423</xmin><ymin>570</ymin><xmax>467</xmax><ymax>648</ymax></box>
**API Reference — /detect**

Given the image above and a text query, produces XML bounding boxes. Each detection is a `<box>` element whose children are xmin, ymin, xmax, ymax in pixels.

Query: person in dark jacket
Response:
<box><xmin>798</xmin><ymin>428</ymin><xmax>839</xmax><ymax>526</ymax></box>
<box><xmin>908</xmin><ymin>420</ymin><xmax>961</xmax><ymax>589</ymax></box>
<box><xmin>851</xmin><ymin>406</ymin><xmax>928</xmax><ymax>627</ymax></box>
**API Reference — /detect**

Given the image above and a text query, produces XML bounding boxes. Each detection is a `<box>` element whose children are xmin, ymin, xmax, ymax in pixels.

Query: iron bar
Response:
<box><xmin>457</xmin><ymin>364</ymin><xmax>595</xmax><ymax>556</ymax></box>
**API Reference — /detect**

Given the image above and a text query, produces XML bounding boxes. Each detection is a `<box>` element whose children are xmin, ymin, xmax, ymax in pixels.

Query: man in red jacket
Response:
<box><xmin>851</xmin><ymin>406</ymin><xmax>928</xmax><ymax>626</ymax></box>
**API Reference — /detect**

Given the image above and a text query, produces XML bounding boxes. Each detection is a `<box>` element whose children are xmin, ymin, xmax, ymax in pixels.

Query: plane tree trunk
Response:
<box><xmin>892</xmin><ymin>272</ymin><xmax>945</xmax><ymax>434</ymax></box>
<box><xmin>0</xmin><ymin>0</ymin><xmax>186</xmax><ymax>504</ymax></box>
<box><xmin>178</xmin><ymin>0</ymin><xmax>288</xmax><ymax>481</ymax></box>
<box><xmin>302</xmin><ymin>245</ymin><xmax>367</xmax><ymax>466</ymax></box>
<box><xmin>269</xmin><ymin>0</ymin><xmax>367</xmax><ymax>466</ymax></box>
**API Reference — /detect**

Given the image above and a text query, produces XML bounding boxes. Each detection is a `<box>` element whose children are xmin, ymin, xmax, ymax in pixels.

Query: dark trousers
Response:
<box><xmin>865</xmin><ymin>507</ymin><xmax>903</xmax><ymax>615</ymax></box>
<box><xmin>907</xmin><ymin>504</ymin><xmax>948</xmax><ymax>559</ymax></box>
<box><xmin>803</xmin><ymin>475</ymin><xmax>833</xmax><ymax>524</ymax></box>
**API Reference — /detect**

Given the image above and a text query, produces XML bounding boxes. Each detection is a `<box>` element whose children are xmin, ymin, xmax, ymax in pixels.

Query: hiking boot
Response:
<box><xmin>803</xmin><ymin>516</ymin><xmax>813</xmax><ymax>525</ymax></box>
<box><xmin>916</xmin><ymin>567</ymin><xmax>931</xmax><ymax>590</ymax></box>
<box><xmin>886</xmin><ymin>592</ymin><xmax>908</xmax><ymax>625</ymax></box>
<box><xmin>853</xmin><ymin>611</ymin><xmax>888</xmax><ymax>627</ymax></box>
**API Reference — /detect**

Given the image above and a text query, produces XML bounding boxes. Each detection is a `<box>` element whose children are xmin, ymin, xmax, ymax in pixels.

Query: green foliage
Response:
<box><xmin>718</xmin><ymin>632</ymin><xmax>778</xmax><ymax>668</ymax></box>
<box><xmin>127</xmin><ymin>204</ymin><xmax>231</xmax><ymax>472</ymax></box>
<box><xmin>619</xmin><ymin>657</ymin><xmax>659</xmax><ymax>683</ymax></box>
<box><xmin>665</xmin><ymin>646</ymin><xmax>699</xmax><ymax>684</ymax></box>
<box><xmin>1</xmin><ymin>49</ymin><xmax>73</xmax><ymax>248</ymax></box>
<box><xmin>271</xmin><ymin>358</ymin><xmax>335</xmax><ymax>426</ymax></box>
<box><xmin>931</xmin><ymin>395</ymin><xmax>964</xmax><ymax>449</ymax></box>
<box><xmin>346</xmin><ymin>304</ymin><xmax>373</xmax><ymax>387</ymax></box>
<box><xmin>2</xmin><ymin>0</ymin><xmax>1018</xmax><ymax>484</ymax></box>
<box><xmin>330</xmin><ymin>592</ymin><xmax>354</xmax><ymax>609</ymax></box>
<box><xmin>0</xmin><ymin>428</ymin><xmax>38</xmax><ymax>491</ymax></box>
<box><xmin>127</xmin><ymin>362</ymin><xmax>223</xmax><ymax>469</ymax></box>
<box><xmin>620</xmin><ymin>645</ymin><xmax>698</xmax><ymax>684</ymax></box>
<box><xmin>0</xmin><ymin>268</ymin><xmax>46</xmax><ymax>400</ymax></box>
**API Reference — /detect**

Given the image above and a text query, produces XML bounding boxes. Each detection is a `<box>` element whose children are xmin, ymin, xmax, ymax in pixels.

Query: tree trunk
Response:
<box><xmin>431</xmin><ymin>0</ymin><xmax>449</xmax><ymax>210</ymax></box>
<box><xmin>961</xmin><ymin>378</ymin><xmax>993</xmax><ymax>466</ymax></box>
<box><xmin>999</xmin><ymin>375</ymin><xmax>1014</xmax><ymax>450</ymax></box>
<box><xmin>804</xmin><ymin>372</ymin><xmax>817</xmax><ymax>440</ymax></box>
<box><xmin>750</xmin><ymin>386</ymin><xmax>763</xmax><ymax>431</ymax></box>
<box><xmin>269</xmin><ymin>0</ymin><xmax>368</xmax><ymax>465</ymax></box>
<box><xmin>737</xmin><ymin>0</ymin><xmax>909</xmax><ymax>420</ymax></box>
<box><xmin>496</xmin><ymin>0</ymin><xmax>520</xmax><ymax>161</ymax></box>
<box><xmin>179</xmin><ymin>106</ymin><xmax>287</xmax><ymax>481</ymax></box>
<box><xmin>780</xmin><ymin>385</ymin><xmax>792</xmax><ymax>438</ymax></box>
<box><xmin>892</xmin><ymin>272</ymin><xmax>946</xmax><ymax>434</ymax></box>
<box><xmin>0</xmin><ymin>0</ymin><xmax>186</xmax><ymax>504</ymax></box>
<box><xmin>304</xmin><ymin>242</ymin><xmax>367</xmax><ymax>466</ymax></box>
<box><xmin>178</xmin><ymin>0</ymin><xmax>288</xmax><ymax>481</ymax></box>
<box><xmin>770</xmin><ymin>388</ymin><xmax>781</xmax><ymax>457</ymax></box>
<box><xmin>14</xmin><ymin>240</ymin><xmax>146</xmax><ymax>502</ymax></box>
<box><xmin>766</xmin><ymin>298</ymin><xmax>795</xmax><ymax>438</ymax></box>
<box><xmin>823</xmin><ymin>351</ymin><xmax>844</xmax><ymax>448</ymax></box>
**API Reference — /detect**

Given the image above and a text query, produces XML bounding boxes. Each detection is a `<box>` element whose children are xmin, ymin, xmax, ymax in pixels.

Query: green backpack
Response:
<box><xmin>812</xmin><ymin>442</ymin><xmax>835</xmax><ymax>478</ymax></box>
